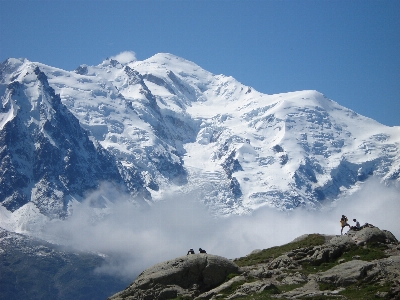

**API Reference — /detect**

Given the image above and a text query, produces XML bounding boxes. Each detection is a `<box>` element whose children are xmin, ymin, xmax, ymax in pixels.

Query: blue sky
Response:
<box><xmin>1</xmin><ymin>0</ymin><xmax>399</xmax><ymax>126</ymax></box>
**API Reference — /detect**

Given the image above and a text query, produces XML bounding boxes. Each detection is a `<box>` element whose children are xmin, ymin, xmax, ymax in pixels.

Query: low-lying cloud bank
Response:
<box><xmin>40</xmin><ymin>177</ymin><xmax>399</xmax><ymax>280</ymax></box>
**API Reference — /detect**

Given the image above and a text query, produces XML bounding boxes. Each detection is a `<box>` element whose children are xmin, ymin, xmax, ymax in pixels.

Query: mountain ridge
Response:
<box><xmin>1</xmin><ymin>53</ymin><xmax>399</xmax><ymax>225</ymax></box>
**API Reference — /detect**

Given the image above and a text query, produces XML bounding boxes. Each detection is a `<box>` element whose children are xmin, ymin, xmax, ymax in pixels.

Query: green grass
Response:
<box><xmin>221</xmin><ymin>283</ymin><xmax>304</xmax><ymax>299</ymax></box>
<box><xmin>217</xmin><ymin>280</ymin><xmax>248</xmax><ymax>296</ymax></box>
<box><xmin>172</xmin><ymin>281</ymin><xmax>394</xmax><ymax>300</ymax></box>
<box><xmin>235</xmin><ymin>234</ymin><xmax>326</xmax><ymax>267</ymax></box>
<box><xmin>171</xmin><ymin>296</ymin><xmax>192</xmax><ymax>300</ymax></box>
<box><xmin>338</xmin><ymin>282</ymin><xmax>392</xmax><ymax>300</ymax></box>
<box><xmin>299</xmin><ymin>296</ymin><xmax>339</xmax><ymax>300</ymax></box>
<box><xmin>225</xmin><ymin>272</ymin><xmax>241</xmax><ymax>281</ymax></box>
<box><xmin>340</xmin><ymin>243</ymin><xmax>388</xmax><ymax>262</ymax></box>
<box><xmin>224</xmin><ymin>286</ymin><xmax>281</xmax><ymax>300</ymax></box>
<box><xmin>300</xmin><ymin>242</ymin><xmax>389</xmax><ymax>275</ymax></box>
<box><xmin>301</xmin><ymin>261</ymin><xmax>340</xmax><ymax>275</ymax></box>
<box><xmin>318</xmin><ymin>282</ymin><xmax>336</xmax><ymax>291</ymax></box>
<box><xmin>278</xmin><ymin>283</ymin><xmax>305</xmax><ymax>293</ymax></box>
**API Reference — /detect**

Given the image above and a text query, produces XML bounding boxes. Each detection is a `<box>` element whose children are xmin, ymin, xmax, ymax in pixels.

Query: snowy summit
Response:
<box><xmin>0</xmin><ymin>52</ymin><xmax>399</xmax><ymax>225</ymax></box>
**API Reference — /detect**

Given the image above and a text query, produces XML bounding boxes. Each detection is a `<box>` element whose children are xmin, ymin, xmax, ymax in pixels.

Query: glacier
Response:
<box><xmin>1</xmin><ymin>53</ymin><xmax>399</xmax><ymax>230</ymax></box>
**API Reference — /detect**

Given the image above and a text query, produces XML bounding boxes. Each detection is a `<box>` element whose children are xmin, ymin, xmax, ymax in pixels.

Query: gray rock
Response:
<box><xmin>237</xmin><ymin>280</ymin><xmax>275</xmax><ymax>294</ymax></box>
<box><xmin>222</xmin><ymin>281</ymin><xmax>276</xmax><ymax>299</ymax></box>
<box><xmin>109</xmin><ymin>228</ymin><xmax>399</xmax><ymax>299</ymax></box>
<box><xmin>342</xmin><ymin>226</ymin><xmax>398</xmax><ymax>246</ymax></box>
<box><xmin>351</xmin><ymin>227</ymin><xmax>392</xmax><ymax>245</ymax></box>
<box><xmin>249</xmin><ymin>249</ymin><xmax>262</xmax><ymax>255</ymax></box>
<box><xmin>303</xmin><ymin>233</ymin><xmax>361</xmax><ymax>265</ymax></box>
<box><xmin>268</xmin><ymin>254</ymin><xmax>293</xmax><ymax>269</ymax></box>
<box><xmin>195</xmin><ymin>275</ymin><xmax>245</xmax><ymax>300</ymax></box>
<box><xmin>328</xmin><ymin>234</ymin><xmax>354</xmax><ymax>247</ymax></box>
<box><xmin>108</xmin><ymin>254</ymin><xmax>240</xmax><ymax>300</ymax></box>
<box><xmin>225</xmin><ymin>292</ymin><xmax>248</xmax><ymax>299</ymax></box>
<box><xmin>317</xmin><ymin>260</ymin><xmax>377</xmax><ymax>286</ymax></box>
<box><xmin>279</xmin><ymin>278</ymin><xmax>321</xmax><ymax>298</ymax></box>
<box><xmin>157</xmin><ymin>287</ymin><xmax>179</xmax><ymax>299</ymax></box>
<box><xmin>375</xmin><ymin>255</ymin><xmax>400</xmax><ymax>282</ymax></box>
<box><xmin>286</xmin><ymin>251</ymin><xmax>295</xmax><ymax>257</ymax></box>
<box><xmin>247</xmin><ymin>266</ymin><xmax>272</xmax><ymax>279</ymax></box>
<box><xmin>281</xmin><ymin>272</ymin><xmax>308</xmax><ymax>285</ymax></box>
<box><xmin>308</xmin><ymin>245</ymin><xmax>345</xmax><ymax>265</ymax></box>
<box><xmin>375</xmin><ymin>291</ymin><xmax>388</xmax><ymax>298</ymax></box>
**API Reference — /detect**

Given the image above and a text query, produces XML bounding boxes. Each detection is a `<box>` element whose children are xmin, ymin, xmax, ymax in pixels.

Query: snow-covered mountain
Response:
<box><xmin>1</xmin><ymin>53</ymin><xmax>399</xmax><ymax>223</ymax></box>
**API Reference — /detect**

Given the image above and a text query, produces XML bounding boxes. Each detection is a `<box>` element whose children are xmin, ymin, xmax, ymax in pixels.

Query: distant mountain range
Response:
<box><xmin>0</xmin><ymin>227</ymin><xmax>128</xmax><ymax>300</ymax></box>
<box><xmin>1</xmin><ymin>53</ymin><xmax>399</xmax><ymax>224</ymax></box>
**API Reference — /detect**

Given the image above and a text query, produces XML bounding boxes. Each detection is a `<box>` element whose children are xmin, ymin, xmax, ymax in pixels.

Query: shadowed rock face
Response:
<box><xmin>108</xmin><ymin>254</ymin><xmax>240</xmax><ymax>300</ymax></box>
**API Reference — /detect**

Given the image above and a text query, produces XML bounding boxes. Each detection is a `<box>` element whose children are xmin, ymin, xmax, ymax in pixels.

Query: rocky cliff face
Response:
<box><xmin>0</xmin><ymin>62</ymin><xmax>132</xmax><ymax>218</ymax></box>
<box><xmin>109</xmin><ymin>226</ymin><xmax>400</xmax><ymax>299</ymax></box>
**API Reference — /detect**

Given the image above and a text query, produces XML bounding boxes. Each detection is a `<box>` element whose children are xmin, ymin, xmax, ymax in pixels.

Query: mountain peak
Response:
<box><xmin>0</xmin><ymin>52</ymin><xmax>399</xmax><ymax>220</ymax></box>
<box><xmin>141</xmin><ymin>52</ymin><xmax>206</xmax><ymax>74</ymax></box>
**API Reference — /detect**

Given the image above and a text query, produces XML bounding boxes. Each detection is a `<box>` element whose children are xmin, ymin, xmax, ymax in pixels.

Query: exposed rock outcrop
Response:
<box><xmin>316</xmin><ymin>259</ymin><xmax>378</xmax><ymax>286</ymax></box>
<box><xmin>109</xmin><ymin>226</ymin><xmax>400</xmax><ymax>299</ymax></box>
<box><xmin>108</xmin><ymin>254</ymin><xmax>240</xmax><ymax>299</ymax></box>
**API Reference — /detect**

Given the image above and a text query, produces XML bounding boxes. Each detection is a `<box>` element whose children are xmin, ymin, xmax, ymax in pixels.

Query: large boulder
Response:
<box><xmin>108</xmin><ymin>254</ymin><xmax>240</xmax><ymax>300</ymax></box>
<box><xmin>349</xmin><ymin>227</ymin><xmax>398</xmax><ymax>245</ymax></box>
<box><xmin>316</xmin><ymin>260</ymin><xmax>377</xmax><ymax>286</ymax></box>
<box><xmin>305</xmin><ymin>227</ymin><xmax>398</xmax><ymax>266</ymax></box>
<box><xmin>268</xmin><ymin>254</ymin><xmax>296</xmax><ymax>269</ymax></box>
<box><xmin>377</xmin><ymin>255</ymin><xmax>400</xmax><ymax>282</ymax></box>
<box><xmin>316</xmin><ymin>255</ymin><xmax>400</xmax><ymax>287</ymax></box>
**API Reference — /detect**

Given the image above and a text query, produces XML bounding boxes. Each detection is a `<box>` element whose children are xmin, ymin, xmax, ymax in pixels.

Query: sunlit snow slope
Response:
<box><xmin>1</xmin><ymin>53</ymin><xmax>399</xmax><ymax>222</ymax></box>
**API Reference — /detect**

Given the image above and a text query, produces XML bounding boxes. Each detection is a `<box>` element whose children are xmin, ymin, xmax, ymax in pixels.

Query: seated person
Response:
<box><xmin>350</xmin><ymin>218</ymin><xmax>361</xmax><ymax>230</ymax></box>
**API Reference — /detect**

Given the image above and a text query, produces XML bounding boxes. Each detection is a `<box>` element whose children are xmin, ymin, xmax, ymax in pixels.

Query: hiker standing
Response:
<box><xmin>340</xmin><ymin>215</ymin><xmax>350</xmax><ymax>235</ymax></box>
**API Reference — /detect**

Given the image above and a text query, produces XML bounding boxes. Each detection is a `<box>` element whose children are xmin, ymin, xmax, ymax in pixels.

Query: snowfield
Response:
<box><xmin>0</xmin><ymin>53</ymin><xmax>399</xmax><ymax>232</ymax></box>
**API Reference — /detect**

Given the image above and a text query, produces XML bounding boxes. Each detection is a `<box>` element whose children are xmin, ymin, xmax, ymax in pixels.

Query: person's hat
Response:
<box><xmin>353</xmin><ymin>219</ymin><xmax>356</xmax><ymax>222</ymax></box>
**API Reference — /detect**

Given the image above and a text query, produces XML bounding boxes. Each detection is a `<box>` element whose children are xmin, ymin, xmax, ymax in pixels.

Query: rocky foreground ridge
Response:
<box><xmin>109</xmin><ymin>226</ymin><xmax>400</xmax><ymax>299</ymax></box>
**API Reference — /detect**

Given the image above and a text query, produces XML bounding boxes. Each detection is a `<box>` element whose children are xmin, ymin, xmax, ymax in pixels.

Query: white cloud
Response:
<box><xmin>110</xmin><ymin>51</ymin><xmax>137</xmax><ymax>64</ymax></box>
<box><xmin>40</xmin><ymin>177</ymin><xmax>400</xmax><ymax>280</ymax></box>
